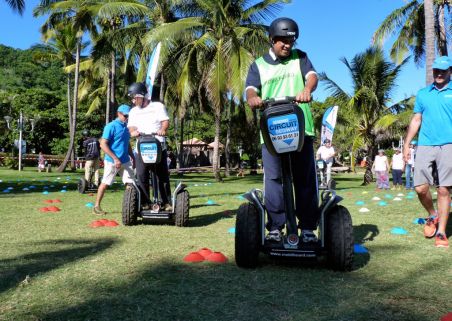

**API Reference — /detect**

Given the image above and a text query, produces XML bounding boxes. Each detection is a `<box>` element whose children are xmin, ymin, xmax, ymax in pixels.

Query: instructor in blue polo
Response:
<box><xmin>403</xmin><ymin>56</ymin><xmax>452</xmax><ymax>248</ymax></box>
<box><xmin>245</xmin><ymin>17</ymin><xmax>319</xmax><ymax>242</ymax></box>
<box><xmin>93</xmin><ymin>104</ymin><xmax>135</xmax><ymax>215</ymax></box>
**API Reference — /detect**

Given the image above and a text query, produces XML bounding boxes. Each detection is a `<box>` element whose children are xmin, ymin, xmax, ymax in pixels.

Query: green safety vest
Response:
<box><xmin>255</xmin><ymin>50</ymin><xmax>315</xmax><ymax>139</ymax></box>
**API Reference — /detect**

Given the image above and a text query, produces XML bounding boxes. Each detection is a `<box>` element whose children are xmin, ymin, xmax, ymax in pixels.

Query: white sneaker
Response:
<box><xmin>302</xmin><ymin>230</ymin><xmax>318</xmax><ymax>243</ymax></box>
<box><xmin>266</xmin><ymin>230</ymin><xmax>282</xmax><ymax>242</ymax></box>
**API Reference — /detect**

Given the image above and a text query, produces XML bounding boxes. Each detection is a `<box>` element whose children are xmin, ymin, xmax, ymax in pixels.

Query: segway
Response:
<box><xmin>316</xmin><ymin>159</ymin><xmax>336</xmax><ymax>190</ymax></box>
<box><xmin>235</xmin><ymin>97</ymin><xmax>353</xmax><ymax>271</ymax></box>
<box><xmin>78</xmin><ymin>164</ymin><xmax>100</xmax><ymax>194</ymax></box>
<box><xmin>122</xmin><ymin>134</ymin><xmax>189</xmax><ymax>227</ymax></box>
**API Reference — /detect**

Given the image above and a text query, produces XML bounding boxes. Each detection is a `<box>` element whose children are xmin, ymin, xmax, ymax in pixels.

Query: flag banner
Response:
<box><xmin>145</xmin><ymin>42</ymin><xmax>162</xmax><ymax>100</ymax></box>
<box><xmin>320</xmin><ymin>105</ymin><xmax>339</xmax><ymax>144</ymax></box>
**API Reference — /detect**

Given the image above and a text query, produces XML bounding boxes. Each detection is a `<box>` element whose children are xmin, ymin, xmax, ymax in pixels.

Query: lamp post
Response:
<box><xmin>4</xmin><ymin>111</ymin><xmax>38</xmax><ymax>171</ymax></box>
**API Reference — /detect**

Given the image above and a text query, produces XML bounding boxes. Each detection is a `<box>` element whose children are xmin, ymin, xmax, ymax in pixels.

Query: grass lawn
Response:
<box><xmin>0</xmin><ymin>167</ymin><xmax>451</xmax><ymax>321</ymax></box>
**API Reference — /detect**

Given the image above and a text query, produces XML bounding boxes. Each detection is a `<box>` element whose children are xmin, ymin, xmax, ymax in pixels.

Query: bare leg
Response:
<box><xmin>436</xmin><ymin>186</ymin><xmax>450</xmax><ymax>235</ymax></box>
<box><xmin>95</xmin><ymin>183</ymin><xmax>108</xmax><ymax>208</ymax></box>
<box><xmin>415</xmin><ymin>184</ymin><xmax>437</xmax><ymax>217</ymax></box>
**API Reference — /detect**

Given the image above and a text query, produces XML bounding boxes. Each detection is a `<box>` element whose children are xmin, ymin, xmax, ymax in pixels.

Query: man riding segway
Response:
<box><xmin>245</xmin><ymin>17</ymin><xmax>319</xmax><ymax>243</ymax></box>
<box><xmin>122</xmin><ymin>82</ymin><xmax>189</xmax><ymax>226</ymax></box>
<box><xmin>236</xmin><ymin>17</ymin><xmax>353</xmax><ymax>270</ymax></box>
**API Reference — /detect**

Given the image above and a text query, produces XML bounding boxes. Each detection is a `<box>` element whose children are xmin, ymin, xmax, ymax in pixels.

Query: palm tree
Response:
<box><xmin>34</xmin><ymin>0</ymin><xmax>149</xmax><ymax>172</ymax></box>
<box><xmin>424</xmin><ymin>0</ymin><xmax>436</xmax><ymax>84</ymax></box>
<box><xmin>32</xmin><ymin>25</ymin><xmax>89</xmax><ymax>168</ymax></box>
<box><xmin>5</xmin><ymin>0</ymin><xmax>25</xmax><ymax>14</ymax></box>
<box><xmin>320</xmin><ymin>47</ymin><xmax>409</xmax><ymax>185</ymax></box>
<box><xmin>372</xmin><ymin>0</ymin><xmax>450</xmax><ymax>84</ymax></box>
<box><xmin>144</xmin><ymin>0</ymin><xmax>287</xmax><ymax>181</ymax></box>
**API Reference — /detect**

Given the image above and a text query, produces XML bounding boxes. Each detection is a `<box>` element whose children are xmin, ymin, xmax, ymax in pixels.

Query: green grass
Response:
<box><xmin>0</xmin><ymin>167</ymin><xmax>451</xmax><ymax>321</ymax></box>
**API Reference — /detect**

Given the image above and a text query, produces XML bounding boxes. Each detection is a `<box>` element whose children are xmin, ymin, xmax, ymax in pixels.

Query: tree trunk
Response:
<box><xmin>58</xmin><ymin>40</ymin><xmax>81</xmax><ymax>172</ymax></box>
<box><xmin>437</xmin><ymin>3</ymin><xmax>448</xmax><ymax>56</ymax></box>
<box><xmin>110</xmin><ymin>50</ymin><xmax>116</xmax><ymax>120</ymax></box>
<box><xmin>67</xmin><ymin>74</ymin><xmax>73</xmax><ymax>140</ymax></box>
<box><xmin>249</xmin><ymin>109</ymin><xmax>259</xmax><ymax>175</ymax></box>
<box><xmin>362</xmin><ymin>141</ymin><xmax>377</xmax><ymax>185</ymax></box>
<box><xmin>178</xmin><ymin>116</ymin><xmax>185</xmax><ymax>171</ymax></box>
<box><xmin>424</xmin><ymin>0</ymin><xmax>435</xmax><ymax>85</ymax></box>
<box><xmin>106</xmin><ymin>74</ymin><xmax>111</xmax><ymax>125</ymax></box>
<box><xmin>66</xmin><ymin>74</ymin><xmax>75</xmax><ymax>169</ymax></box>
<box><xmin>213</xmin><ymin>111</ymin><xmax>223</xmax><ymax>182</ymax></box>
<box><xmin>224</xmin><ymin>99</ymin><xmax>232</xmax><ymax>177</ymax></box>
<box><xmin>160</xmin><ymin>74</ymin><xmax>165</xmax><ymax>102</ymax></box>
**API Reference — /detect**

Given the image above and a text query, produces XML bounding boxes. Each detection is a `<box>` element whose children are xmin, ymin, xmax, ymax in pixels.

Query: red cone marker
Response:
<box><xmin>197</xmin><ymin>248</ymin><xmax>213</xmax><ymax>258</ymax></box>
<box><xmin>441</xmin><ymin>313</ymin><xmax>452</xmax><ymax>321</ymax></box>
<box><xmin>183</xmin><ymin>252</ymin><xmax>205</xmax><ymax>263</ymax></box>
<box><xmin>90</xmin><ymin>220</ymin><xmax>105</xmax><ymax>228</ymax></box>
<box><xmin>205</xmin><ymin>252</ymin><xmax>228</xmax><ymax>263</ymax></box>
<box><xmin>104</xmin><ymin>220</ymin><xmax>119</xmax><ymax>227</ymax></box>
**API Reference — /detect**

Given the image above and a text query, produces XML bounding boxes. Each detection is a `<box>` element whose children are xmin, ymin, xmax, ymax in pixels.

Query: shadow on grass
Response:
<box><xmin>188</xmin><ymin>210</ymin><xmax>235</xmax><ymax>227</ymax></box>
<box><xmin>189</xmin><ymin>192</ymin><xmax>245</xmax><ymax>199</ymax></box>
<box><xmin>38</xmin><ymin>258</ymin><xmax>431</xmax><ymax>321</ymax></box>
<box><xmin>352</xmin><ymin>224</ymin><xmax>379</xmax><ymax>270</ymax></box>
<box><xmin>0</xmin><ymin>238</ymin><xmax>116</xmax><ymax>295</ymax></box>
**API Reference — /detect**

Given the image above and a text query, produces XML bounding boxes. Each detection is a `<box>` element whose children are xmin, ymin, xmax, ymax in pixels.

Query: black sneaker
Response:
<box><xmin>266</xmin><ymin>230</ymin><xmax>282</xmax><ymax>242</ymax></box>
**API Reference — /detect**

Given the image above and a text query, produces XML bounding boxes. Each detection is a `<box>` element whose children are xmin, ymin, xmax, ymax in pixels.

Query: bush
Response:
<box><xmin>2</xmin><ymin>156</ymin><xmax>19</xmax><ymax>170</ymax></box>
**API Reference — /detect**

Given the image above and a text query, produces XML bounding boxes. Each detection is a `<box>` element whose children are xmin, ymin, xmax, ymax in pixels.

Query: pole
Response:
<box><xmin>18</xmin><ymin>111</ymin><xmax>23</xmax><ymax>172</ymax></box>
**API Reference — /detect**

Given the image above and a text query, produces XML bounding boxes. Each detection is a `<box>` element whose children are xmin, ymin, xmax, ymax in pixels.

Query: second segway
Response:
<box><xmin>122</xmin><ymin>134</ymin><xmax>189</xmax><ymax>227</ymax></box>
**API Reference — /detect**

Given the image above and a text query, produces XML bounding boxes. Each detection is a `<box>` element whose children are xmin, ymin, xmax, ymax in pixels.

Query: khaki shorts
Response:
<box><xmin>101</xmin><ymin>161</ymin><xmax>134</xmax><ymax>186</ymax></box>
<box><xmin>414</xmin><ymin>144</ymin><xmax>452</xmax><ymax>187</ymax></box>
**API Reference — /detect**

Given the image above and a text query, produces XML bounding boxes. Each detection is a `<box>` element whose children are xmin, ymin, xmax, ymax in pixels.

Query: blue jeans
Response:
<box><xmin>405</xmin><ymin>164</ymin><xmax>413</xmax><ymax>189</ymax></box>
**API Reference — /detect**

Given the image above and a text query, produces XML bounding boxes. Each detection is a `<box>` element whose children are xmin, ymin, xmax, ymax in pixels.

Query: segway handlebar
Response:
<box><xmin>262</xmin><ymin>96</ymin><xmax>297</xmax><ymax>109</ymax></box>
<box><xmin>137</xmin><ymin>132</ymin><xmax>167</xmax><ymax>138</ymax></box>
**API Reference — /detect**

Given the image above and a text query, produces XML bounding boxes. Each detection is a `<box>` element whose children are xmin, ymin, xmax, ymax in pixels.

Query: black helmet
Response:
<box><xmin>82</xmin><ymin>129</ymin><xmax>89</xmax><ymax>137</ymax></box>
<box><xmin>127</xmin><ymin>82</ymin><xmax>147</xmax><ymax>97</ymax></box>
<box><xmin>269</xmin><ymin>17</ymin><xmax>299</xmax><ymax>40</ymax></box>
<box><xmin>324</xmin><ymin>139</ymin><xmax>331</xmax><ymax>144</ymax></box>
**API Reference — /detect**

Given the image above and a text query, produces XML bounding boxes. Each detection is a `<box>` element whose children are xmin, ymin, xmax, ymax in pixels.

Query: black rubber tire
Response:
<box><xmin>174</xmin><ymin>190</ymin><xmax>189</xmax><ymax>227</ymax></box>
<box><xmin>235</xmin><ymin>203</ymin><xmax>261</xmax><ymax>268</ymax></box>
<box><xmin>122</xmin><ymin>184</ymin><xmax>138</xmax><ymax>226</ymax></box>
<box><xmin>325</xmin><ymin>205</ymin><xmax>354</xmax><ymax>271</ymax></box>
<box><xmin>77</xmin><ymin>178</ymin><xmax>87</xmax><ymax>194</ymax></box>
<box><xmin>327</xmin><ymin>179</ymin><xmax>337</xmax><ymax>190</ymax></box>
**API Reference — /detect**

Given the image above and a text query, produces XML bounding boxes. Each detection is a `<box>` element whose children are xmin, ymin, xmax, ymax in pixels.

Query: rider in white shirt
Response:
<box><xmin>316</xmin><ymin>139</ymin><xmax>335</xmax><ymax>186</ymax></box>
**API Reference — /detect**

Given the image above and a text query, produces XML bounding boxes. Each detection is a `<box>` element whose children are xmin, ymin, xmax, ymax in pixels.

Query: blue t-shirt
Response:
<box><xmin>413</xmin><ymin>82</ymin><xmax>452</xmax><ymax>146</ymax></box>
<box><xmin>101</xmin><ymin>119</ymin><xmax>131</xmax><ymax>164</ymax></box>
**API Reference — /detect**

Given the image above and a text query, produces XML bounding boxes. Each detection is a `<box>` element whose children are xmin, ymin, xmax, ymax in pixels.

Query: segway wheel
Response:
<box><xmin>326</xmin><ymin>205</ymin><xmax>354</xmax><ymax>271</ymax></box>
<box><xmin>327</xmin><ymin>179</ymin><xmax>337</xmax><ymax>190</ymax></box>
<box><xmin>77</xmin><ymin>178</ymin><xmax>87</xmax><ymax>194</ymax></box>
<box><xmin>122</xmin><ymin>184</ymin><xmax>138</xmax><ymax>226</ymax></box>
<box><xmin>174</xmin><ymin>190</ymin><xmax>189</xmax><ymax>227</ymax></box>
<box><xmin>235</xmin><ymin>203</ymin><xmax>261</xmax><ymax>268</ymax></box>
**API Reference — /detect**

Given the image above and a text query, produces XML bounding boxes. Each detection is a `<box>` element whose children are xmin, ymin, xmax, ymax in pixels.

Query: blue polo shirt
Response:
<box><xmin>101</xmin><ymin>118</ymin><xmax>131</xmax><ymax>164</ymax></box>
<box><xmin>413</xmin><ymin>82</ymin><xmax>452</xmax><ymax>146</ymax></box>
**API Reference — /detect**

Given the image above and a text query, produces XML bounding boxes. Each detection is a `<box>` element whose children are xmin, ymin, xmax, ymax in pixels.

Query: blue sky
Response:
<box><xmin>0</xmin><ymin>0</ymin><xmax>428</xmax><ymax>103</ymax></box>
